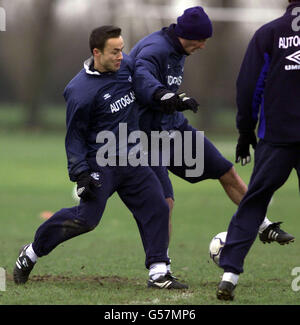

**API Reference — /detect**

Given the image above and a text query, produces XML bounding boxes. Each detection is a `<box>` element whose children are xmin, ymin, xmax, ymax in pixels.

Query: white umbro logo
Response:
<box><xmin>286</xmin><ymin>50</ymin><xmax>300</xmax><ymax>65</ymax></box>
<box><xmin>104</xmin><ymin>93</ymin><xmax>111</xmax><ymax>100</ymax></box>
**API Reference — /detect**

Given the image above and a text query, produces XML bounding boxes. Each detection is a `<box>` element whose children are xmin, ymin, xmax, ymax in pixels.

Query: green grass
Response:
<box><xmin>0</xmin><ymin>129</ymin><xmax>299</xmax><ymax>306</ymax></box>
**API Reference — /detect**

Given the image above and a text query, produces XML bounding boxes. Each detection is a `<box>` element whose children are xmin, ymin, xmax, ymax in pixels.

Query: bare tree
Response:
<box><xmin>23</xmin><ymin>0</ymin><xmax>57</xmax><ymax>128</ymax></box>
<box><xmin>1</xmin><ymin>0</ymin><xmax>57</xmax><ymax>129</ymax></box>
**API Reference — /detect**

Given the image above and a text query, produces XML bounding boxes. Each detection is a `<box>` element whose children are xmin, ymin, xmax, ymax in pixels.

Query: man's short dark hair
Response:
<box><xmin>89</xmin><ymin>25</ymin><xmax>122</xmax><ymax>54</ymax></box>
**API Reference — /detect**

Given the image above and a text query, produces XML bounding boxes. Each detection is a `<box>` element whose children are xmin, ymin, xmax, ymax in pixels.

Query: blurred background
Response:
<box><xmin>1</xmin><ymin>1</ymin><xmax>299</xmax><ymax>305</ymax></box>
<box><xmin>0</xmin><ymin>0</ymin><xmax>289</xmax><ymax>134</ymax></box>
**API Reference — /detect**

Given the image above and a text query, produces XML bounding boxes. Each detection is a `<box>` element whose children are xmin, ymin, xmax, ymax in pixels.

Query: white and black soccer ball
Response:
<box><xmin>209</xmin><ymin>231</ymin><xmax>227</xmax><ymax>266</ymax></box>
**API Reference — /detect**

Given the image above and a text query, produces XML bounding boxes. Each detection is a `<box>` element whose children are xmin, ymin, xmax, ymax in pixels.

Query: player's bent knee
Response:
<box><xmin>61</xmin><ymin>218</ymin><xmax>97</xmax><ymax>239</ymax></box>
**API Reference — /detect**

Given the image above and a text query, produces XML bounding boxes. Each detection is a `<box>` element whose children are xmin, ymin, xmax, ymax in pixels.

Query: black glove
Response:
<box><xmin>177</xmin><ymin>93</ymin><xmax>199</xmax><ymax>113</ymax></box>
<box><xmin>76</xmin><ymin>171</ymin><xmax>102</xmax><ymax>201</ymax></box>
<box><xmin>235</xmin><ymin>131</ymin><xmax>257</xmax><ymax>166</ymax></box>
<box><xmin>154</xmin><ymin>88</ymin><xmax>182</xmax><ymax>114</ymax></box>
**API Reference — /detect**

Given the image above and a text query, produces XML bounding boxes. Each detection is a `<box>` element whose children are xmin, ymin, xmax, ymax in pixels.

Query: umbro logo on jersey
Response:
<box><xmin>104</xmin><ymin>93</ymin><xmax>111</xmax><ymax>100</ymax></box>
<box><xmin>285</xmin><ymin>50</ymin><xmax>300</xmax><ymax>70</ymax></box>
<box><xmin>286</xmin><ymin>50</ymin><xmax>300</xmax><ymax>65</ymax></box>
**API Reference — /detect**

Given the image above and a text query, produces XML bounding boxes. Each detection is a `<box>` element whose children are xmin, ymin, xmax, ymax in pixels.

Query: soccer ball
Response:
<box><xmin>209</xmin><ymin>231</ymin><xmax>227</xmax><ymax>266</ymax></box>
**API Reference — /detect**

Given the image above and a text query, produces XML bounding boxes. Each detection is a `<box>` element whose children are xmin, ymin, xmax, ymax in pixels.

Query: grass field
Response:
<box><xmin>0</xmin><ymin>128</ymin><xmax>299</xmax><ymax>306</ymax></box>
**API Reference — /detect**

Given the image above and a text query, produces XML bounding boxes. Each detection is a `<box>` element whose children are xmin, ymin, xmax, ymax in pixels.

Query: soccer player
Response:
<box><xmin>217</xmin><ymin>0</ymin><xmax>300</xmax><ymax>300</ymax></box>
<box><xmin>13</xmin><ymin>26</ymin><xmax>187</xmax><ymax>290</ymax></box>
<box><xmin>129</xmin><ymin>5</ymin><xmax>294</xmax><ymax>266</ymax></box>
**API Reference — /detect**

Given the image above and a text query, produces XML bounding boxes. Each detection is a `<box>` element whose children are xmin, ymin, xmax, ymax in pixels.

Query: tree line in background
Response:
<box><xmin>0</xmin><ymin>0</ymin><xmax>281</xmax><ymax>130</ymax></box>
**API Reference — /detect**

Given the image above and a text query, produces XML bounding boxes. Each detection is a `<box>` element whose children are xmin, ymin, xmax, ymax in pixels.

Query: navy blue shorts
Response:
<box><xmin>149</xmin><ymin>122</ymin><xmax>233</xmax><ymax>199</ymax></box>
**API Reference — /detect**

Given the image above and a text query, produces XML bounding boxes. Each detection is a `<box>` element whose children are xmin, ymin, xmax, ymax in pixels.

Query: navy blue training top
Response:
<box><xmin>129</xmin><ymin>24</ymin><xmax>187</xmax><ymax>133</ymax></box>
<box><xmin>236</xmin><ymin>2</ymin><xmax>300</xmax><ymax>144</ymax></box>
<box><xmin>63</xmin><ymin>54</ymin><xmax>139</xmax><ymax>181</ymax></box>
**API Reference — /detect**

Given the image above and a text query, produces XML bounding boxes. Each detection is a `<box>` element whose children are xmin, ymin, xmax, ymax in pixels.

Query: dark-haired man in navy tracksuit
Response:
<box><xmin>129</xmin><ymin>6</ymin><xmax>294</xmax><ymax>276</ymax></box>
<box><xmin>217</xmin><ymin>0</ymin><xmax>300</xmax><ymax>300</ymax></box>
<box><xmin>13</xmin><ymin>26</ymin><xmax>187</xmax><ymax>289</ymax></box>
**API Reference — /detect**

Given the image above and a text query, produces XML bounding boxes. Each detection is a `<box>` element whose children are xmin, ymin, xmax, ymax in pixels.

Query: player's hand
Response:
<box><xmin>235</xmin><ymin>131</ymin><xmax>257</xmax><ymax>166</ymax></box>
<box><xmin>154</xmin><ymin>88</ymin><xmax>182</xmax><ymax>114</ymax></box>
<box><xmin>76</xmin><ymin>171</ymin><xmax>102</xmax><ymax>201</ymax></box>
<box><xmin>177</xmin><ymin>93</ymin><xmax>199</xmax><ymax>113</ymax></box>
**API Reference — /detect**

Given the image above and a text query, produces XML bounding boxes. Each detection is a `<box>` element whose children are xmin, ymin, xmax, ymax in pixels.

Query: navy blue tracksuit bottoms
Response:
<box><xmin>220</xmin><ymin>140</ymin><xmax>300</xmax><ymax>274</ymax></box>
<box><xmin>32</xmin><ymin>164</ymin><xmax>170</xmax><ymax>269</ymax></box>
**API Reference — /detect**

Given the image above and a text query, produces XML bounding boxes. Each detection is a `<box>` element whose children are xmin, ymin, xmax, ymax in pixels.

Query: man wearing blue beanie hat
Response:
<box><xmin>174</xmin><ymin>6</ymin><xmax>213</xmax><ymax>41</ymax></box>
<box><xmin>129</xmin><ymin>6</ymin><xmax>293</xmax><ymax>278</ymax></box>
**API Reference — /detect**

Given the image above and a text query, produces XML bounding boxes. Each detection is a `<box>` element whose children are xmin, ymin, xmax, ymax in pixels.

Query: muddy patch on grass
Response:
<box><xmin>7</xmin><ymin>273</ymin><xmax>138</xmax><ymax>285</ymax></box>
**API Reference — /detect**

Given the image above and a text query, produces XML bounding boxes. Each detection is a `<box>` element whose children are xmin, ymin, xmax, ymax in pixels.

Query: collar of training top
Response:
<box><xmin>165</xmin><ymin>24</ymin><xmax>189</xmax><ymax>56</ymax></box>
<box><xmin>84</xmin><ymin>57</ymin><xmax>101</xmax><ymax>75</ymax></box>
<box><xmin>84</xmin><ymin>57</ymin><xmax>119</xmax><ymax>76</ymax></box>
